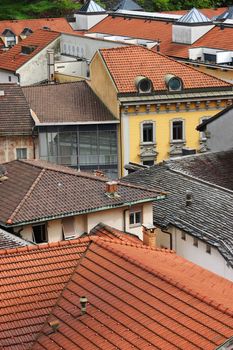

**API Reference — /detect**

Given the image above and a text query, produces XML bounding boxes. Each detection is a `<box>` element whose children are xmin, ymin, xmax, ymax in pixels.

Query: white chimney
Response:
<box><xmin>47</xmin><ymin>49</ymin><xmax>55</xmax><ymax>83</ymax></box>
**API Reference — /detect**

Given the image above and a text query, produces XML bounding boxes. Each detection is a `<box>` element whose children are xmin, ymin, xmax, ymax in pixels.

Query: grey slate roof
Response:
<box><xmin>22</xmin><ymin>81</ymin><xmax>116</xmax><ymax>124</ymax></box>
<box><xmin>122</xmin><ymin>153</ymin><xmax>233</xmax><ymax>267</ymax></box>
<box><xmin>113</xmin><ymin>0</ymin><xmax>143</xmax><ymax>12</ymax></box>
<box><xmin>77</xmin><ymin>0</ymin><xmax>106</xmax><ymax>13</ymax></box>
<box><xmin>0</xmin><ymin>84</ymin><xmax>33</xmax><ymax>135</ymax></box>
<box><xmin>0</xmin><ymin>228</ymin><xmax>32</xmax><ymax>250</ymax></box>
<box><xmin>178</xmin><ymin>7</ymin><xmax>211</xmax><ymax>23</ymax></box>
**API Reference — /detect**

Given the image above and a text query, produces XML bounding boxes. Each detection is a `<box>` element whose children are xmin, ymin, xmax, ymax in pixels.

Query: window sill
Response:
<box><xmin>170</xmin><ymin>140</ymin><xmax>185</xmax><ymax>144</ymax></box>
<box><xmin>129</xmin><ymin>223</ymin><xmax>142</xmax><ymax>228</ymax></box>
<box><xmin>140</xmin><ymin>142</ymin><xmax>156</xmax><ymax>146</ymax></box>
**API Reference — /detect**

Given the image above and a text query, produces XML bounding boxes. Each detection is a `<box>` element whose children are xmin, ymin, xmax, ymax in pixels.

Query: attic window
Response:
<box><xmin>165</xmin><ymin>74</ymin><xmax>183</xmax><ymax>92</ymax></box>
<box><xmin>21</xmin><ymin>27</ymin><xmax>33</xmax><ymax>36</ymax></box>
<box><xmin>135</xmin><ymin>76</ymin><xmax>153</xmax><ymax>94</ymax></box>
<box><xmin>21</xmin><ymin>45</ymin><xmax>37</xmax><ymax>55</ymax></box>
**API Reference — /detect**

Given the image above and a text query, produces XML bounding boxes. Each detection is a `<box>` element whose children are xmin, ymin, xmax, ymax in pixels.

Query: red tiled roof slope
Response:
<box><xmin>0</xmin><ymin>29</ymin><xmax>60</xmax><ymax>72</ymax></box>
<box><xmin>0</xmin><ymin>17</ymin><xmax>73</xmax><ymax>36</ymax></box>
<box><xmin>0</xmin><ymin>238</ymin><xmax>90</xmax><ymax>349</ymax></box>
<box><xmin>0</xmin><ymin>83</ymin><xmax>33</xmax><ymax>134</ymax></box>
<box><xmin>0</xmin><ymin>160</ymin><xmax>163</xmax><ymax>225</ymax></box>
<box><xmin>193</xmin><ymin>26</ymin><xmax>233</xmax><ymax>51</ymax></box>
<box><xmin>90</xmin><ymin>222</ymin><xmax>142</xmax><ymax>243</ymax></box>
<box><xmin>99</xmin><ymin>45</ymin><xmax>231</xmax><ymax>93</ymax></box>
<box><xmin>33</xmin><ymin>237</ymin><xmax>233</xmax><ymax>350</ymax></box>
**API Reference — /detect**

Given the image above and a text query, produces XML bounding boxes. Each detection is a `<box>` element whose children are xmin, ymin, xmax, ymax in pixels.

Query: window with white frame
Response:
<box><xmin>129</xmin><ymin>208</ymin><xmax>142</xmax><ymax>227</ymax></box>
<box><xmin>141</xmin><ymin>121</ymin><xmax>155</xmax><ymax>144</ymax></box>
<box><xmin>171</xmin><ymin>120</ymin><xmax>184</xmax><ymax>141</ymax></box>
<box><xmin>199</xmin><ymin>117</ymin><xmax>209</xmax><ymax>140</ymax></box>
<box><xmin>16</xmin><ymin>148</ymin><xmax>27</xmax><ymax>159</ymax></box>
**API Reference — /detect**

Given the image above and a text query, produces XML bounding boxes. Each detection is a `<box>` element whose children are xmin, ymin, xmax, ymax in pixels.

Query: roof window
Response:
<box><xmin>165</xmin><ymin>74</ymin><xmax>183</xmax><ymax>92</ymax></box>
<box><xmin>135</xmin><ymin>76</ymin><xmax>153</xmax><ymax>94</ymax></box>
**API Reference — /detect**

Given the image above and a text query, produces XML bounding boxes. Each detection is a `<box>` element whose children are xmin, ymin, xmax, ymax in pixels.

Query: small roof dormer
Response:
<box><xmin>177</xmin><ymin>8</ymin><xmax>211</xmax><ymax>24</ymax></box>
<box><xmin>173</xmin><ymin>8</ymin><xmax>214</xmax><ymax>45</ymax></box>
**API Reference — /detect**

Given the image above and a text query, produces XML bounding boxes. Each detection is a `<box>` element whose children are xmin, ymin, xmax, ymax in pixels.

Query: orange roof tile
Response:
<box><xmin>0</xmin><ymin>17</ymin><xmax>73</xmax><ymax>36</ymax></box>
<box><xmin>193</xmin><ymin>25</ymin><xmax>233</xmax><ymax>51</ymax></box>
<box><xmin>0</xmin><ymin>29</ymin><xmax>60</xmax><ymax>72</ymax></box>
<box><xmin>0</xmin><ymin>224</ymin><xmax>233</xmax><ymax>349</ymax></box>
<box><xmin>99</xmin><ymin>45</ymin><xmax>231</xmax><ymax>93</ymax></box>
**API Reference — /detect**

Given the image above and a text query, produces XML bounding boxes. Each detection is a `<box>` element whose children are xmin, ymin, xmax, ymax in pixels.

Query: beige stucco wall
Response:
<box><xmin>90</xmin><ymin>53</ymin><xmax>120</xmax><ymax>118</ymax></box>
<box><xmin>17</xmin><ymin>202</ymin><xmax>154</xmax><ymax>243</ymax></box>
<box><xmin>0</xmin><ymin>135</ymin><xmax>36</xmax><ymax>163</ymax></box>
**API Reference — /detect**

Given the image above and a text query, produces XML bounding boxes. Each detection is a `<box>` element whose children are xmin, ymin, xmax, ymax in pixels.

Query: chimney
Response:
<box><xmin>93</xmin><ymin>169</ymin><xmax>104</xmax><ymax>177</ymax></box>
<box><xmin>142</xmin><ymin>224</ymin><xmax>157</xmax><ymax>248</ymax></box>
<box><xmin>186</xmin><ymin>190</ymin><xmax>193</xmax><ymax>206</ymax></box>
<box><xmin>47</xmin><ymin>49</ymin><xmax>55</xmax><ymax>83</ymax></box>
<box><xmin>80</xmin><ymin>296</ymin><xmax>88</xmax><ymax>315</ymax></box>
<box><xmin>106</xmin><ymin>181</ymin><xmax>118</xmax><ymax>194</ymax></box>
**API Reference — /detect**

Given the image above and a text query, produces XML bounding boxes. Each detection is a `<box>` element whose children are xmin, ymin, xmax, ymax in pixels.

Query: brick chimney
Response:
<box><xmin>142</xmin><ymin>224</ymin><xmax>157</xmax><ymax>248</ymax></box>
<box><xmin>106</xmin><ymin>181</ymin><xmax>117</xmax><ymax>194</ymax></box>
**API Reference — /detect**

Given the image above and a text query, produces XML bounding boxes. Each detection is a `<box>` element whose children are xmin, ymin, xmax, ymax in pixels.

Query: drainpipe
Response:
<box><xmin>123</xmin><ymin>208</ymin><xmax>128</xmax><ymax>232</ymax></box>
<box><xmin>32</xmin><ymin>126</ymin><xmax>37</xmax><ymax>159</ymax></box>
<box><xmin>161</xmin><ymin>228</ymin><xmax>173</xmax><ymax>250</ymax></box>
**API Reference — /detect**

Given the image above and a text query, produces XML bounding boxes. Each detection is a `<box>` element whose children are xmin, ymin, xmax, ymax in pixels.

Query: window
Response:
<box><xmin>172</xmin><ymin>120</ymin><xmax>184</xmax><ymax>141</ymax></box>
<box><xmin>200</xmin><ymin>117</ymin><xmax>209</xmax><ymax>140</ymax></box>
<box><xmin>206</xmin><ymin>244</ymin><xmax>211</xmax><ymax>254</ymax></box>
<box><xmin>16</xmin><ymin>148</ymin><xmax>27</xmax><ymax>159</ymax></box>
<box><xmin>32</xmin><ymin>224</ymin><xmax>47</xmax><ymax>243</ymax></box>
<box><xmin>129</xmin><ymin>208</ymin><xmax>142</xmax><ymax>227</ymax></box>
<box><xmin>141</xmin><ymin>121</ymin><xmax>155</xmax><ymax>144</ymax></box>
<box><xmin>193</xmin><ymin>237</ymin><xmax>198</xmax><ymax>247</ymax></box>
<box><xmin>143</xmin><ymin>160</ymin><xmax>154</xmax><ymax>166</ymax></box>
<box><xmin>181</xmin><ymin>232</ymin><xmax>186</xmax><ymax>240</ymax></box>
<box><xmin>8</xmin><ymin>76</ymin><xmax>11</xmax><ymax>82</ymax></box>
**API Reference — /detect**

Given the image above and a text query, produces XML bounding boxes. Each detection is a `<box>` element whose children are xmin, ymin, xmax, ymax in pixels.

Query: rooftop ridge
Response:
<box><xmin>0</xmin><ymin>236</ymin><xmax>92</xmax><ymax>256</ymax></box>
<box><xmin>9</xmin><ymin>168</ymin><xmax>46</xmax><ymax>223</ymax></box>
<box><xmin>118</xmin><ymin>180</ymin><xmax>165</xmax><ymax>194</ymax></box>
<box><xmin>94</xmin><ymin>238</ymin><xmax>233</xmax><ymax>317</ymax></box>
<box><xmin>22</xmin><ymin>80</ymin><xmax>87</xmax><ymax>89</ymax></box>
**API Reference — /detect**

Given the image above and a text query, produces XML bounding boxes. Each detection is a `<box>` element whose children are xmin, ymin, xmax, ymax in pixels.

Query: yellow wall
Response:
<box><xmin>126</xmin><ymin>103</ymin><xmax>226</xmax><ymax>164</ymax></box>
<box><xmin>54</xmin><ymin>73</ymin><xmax>86</xmax><ymax>83</ymax></box>
<box><xmin>89</xmin><ymin>53</ymin><xmax>120</xmax><ymax>118</ymax></box>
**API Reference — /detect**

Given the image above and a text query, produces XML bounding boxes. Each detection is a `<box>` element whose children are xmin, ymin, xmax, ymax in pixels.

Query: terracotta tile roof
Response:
<box><xmin>192</xmin><ymin>25</ymin><xmax>233</xmax><ymax>51</ymax></box>
<box><xmin>90</xmin><ymin>222</ymin><xmax>142</xmax><ymax>243</ymax></box>
<box><xmin>0</xmin><ymin>17</ymin><xmax>73</xmax><ymax>37</ymax></box>
<box><xmin>0</xmin><ymin>29</ymin><xmax>60</xmax><ymax>72</ymax></box>
<box><xmin>164</xmin><ymin>7</ymin><xmax>227</xmax><ymax>19</ymax></box>
<box><xmin>0</xmin><ymin>159</ymin><xmax>164</xmax><ymax>226</ymax></box>
<box><xmin>22</xmin><ymin>81</ymin><xmax>116</xmax><ymax>124</ymax></box>
<box><xmin>0</xmin><ymin>227</ymin><xmax>232</xmax><ymax>349</ymax></box>
<box><xmin>0</xmin><ymin>83</ymin><xmax>33</xmax><ymax>135</ymax></box>
<box><xmin>99</xmin><ymin>45</ymin><xmax>231</xmax><ymax>93</ymax></box>
<box><xmin>0</xmin><ymin>228</ymin><xmax>32</xmax><ymax>250</ymax></box>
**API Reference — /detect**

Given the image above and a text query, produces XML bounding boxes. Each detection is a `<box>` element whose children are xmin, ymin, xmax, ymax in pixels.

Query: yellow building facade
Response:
<box><xmin>90</xmin><ymin>46</ymin><xmax>233</xmax><ymax>176</ymax></box>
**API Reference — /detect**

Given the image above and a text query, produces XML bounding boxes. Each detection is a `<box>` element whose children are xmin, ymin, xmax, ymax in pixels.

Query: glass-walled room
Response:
<box><xmin>39</xmin><ymin>124</ymin><xmax>118</xmax><ymax>178</ymax></box>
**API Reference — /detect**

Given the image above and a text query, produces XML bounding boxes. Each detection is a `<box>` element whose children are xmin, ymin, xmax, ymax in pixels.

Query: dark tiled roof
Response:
<box><xmin>0</xmin><ymin>84</ymin><xmax>33</xmax><ymax>135</ymax></box>
<box><xmin>0</xmin><ymin>228</ymin><xmax>32</xmax><ymax>250</ymax></box>
<box><xmin>99</xmin><ymin>46</ymin><xmax>231</xmax><ymax>93</ymax></box>
<box><xmin>0</xmin><ymin>231</ymin><xmax>232</xmax><ymax>349</ymax></box>
<box><xmin>122</xmin><ymin>156</ymin><xmax>233</xmax><ymax>267</ymax></box>
<box><xmin>0</xmin><ymin>29</ymin><xmax>60</xmax><ymax>72</ymax></box>
<box><xmin>0</xmin><ymin>159</ymin><xmax>164</xmax><ymax>226</ymax></box>
<box><xmin>22</xmin><ymin>81</ymin><xmax>116</xmax><ymax>124</ymax></box>
<box><xmin>166</xmin><ymin>150</ymin><xmax>233</xmax><ymax>190</ymax></box>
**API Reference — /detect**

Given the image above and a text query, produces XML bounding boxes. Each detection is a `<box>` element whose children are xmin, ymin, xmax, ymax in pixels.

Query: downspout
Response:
<box><xmin>32</xmin><ymin>125</ymin><xmax>37</xmax><ymax>159</ymax></box>
<box><xmin>161</xmin><ymin>228</ymin><xmax>173</xmax><ymax>250</ymax></box>
<box><xmin>123</xmin><ymin>208</ymin><xmax>128</xmax><ymax>232</ymax></box>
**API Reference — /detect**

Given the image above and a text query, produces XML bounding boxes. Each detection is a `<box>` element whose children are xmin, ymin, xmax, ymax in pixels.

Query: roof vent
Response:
<box><xmin>165</xmin><ymin>74</ymin><xmax>183</xmax><ymax>92</ymax></box>
<box><xmin>0</xmin><ymin>165</ymin><xmax>8</xmax><ymax>182</ymax></box>
<box><xmin>21</xmin><ymin>45</ymin><xmax>37</xmax><ymax>55</ymax></box>
<box><xmin>186</xmin><ymin>190</ymin><xmax>193</xmax><ymax>206</ymax></box>
<box><xmin>135</xmin><ymin>76</ymin><xmax>153</xmax><ymax>94</ymax></box>
<box><xmin>43</xmin><ymin>26</ymin><xmax>50</xmax><ymax>30</ymax></box>
<box><xmin>0</xmin><ymin>90</ymin><xmax>4</xmax><ymax>96</ymax></box>
<box><xmin>48</xmin><ymin>319</ymin><xmax>60</xmax><ymax>332</ymax></box>
<box><xmin>80</xmin><ymin>296</ymin><xmax>88</xmax><ymax>315</ymax></box>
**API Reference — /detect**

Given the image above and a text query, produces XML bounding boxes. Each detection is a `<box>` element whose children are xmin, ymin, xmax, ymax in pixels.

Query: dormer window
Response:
<box><xmin>21</xmin><ymin>27</ymin><xmax>33</xmax><ymax>36</ymax></box>
<box><xmin>165</xmin><ymin>74</ymin><xmax>183</xmax><ymax>92</ymax></box>
<box><xmin>2</xmin><ymin>28</ymin><xmax>16</xmax><ymax>47</ymax></box>
<box><xmin>135</xmin><ymin>76</ymin><xmax>153</xmax><ymax>94</ymax></box>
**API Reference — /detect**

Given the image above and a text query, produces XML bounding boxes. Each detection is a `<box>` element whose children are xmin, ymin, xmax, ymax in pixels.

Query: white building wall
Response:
<box><xmin>156</xmin><ymin>226</ymin><xmax>233</xmax><ymax>281</ymax></box>
<box><xmin>0</xmin><ymin>69</ymin><xmax>18</xmax><ymax>84</ymax></box>
<box><xmin>16</xmin><ymin>37</ymin><xmax>60</xmax><ymax>86</ymax></box>
<box><xmin>74</xmin><ymin>13</ymin><xmax>107</xmax><ymax>30</ymax></box>
<box><xmin>206</xmin><ymin>109</ymin><xmax>233</xmax><ymax>152</ymax></box>
<box><xmin>172</xmin><ymin>24</ymin><xmax>214</xmax><ymax>44</ymax></box>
